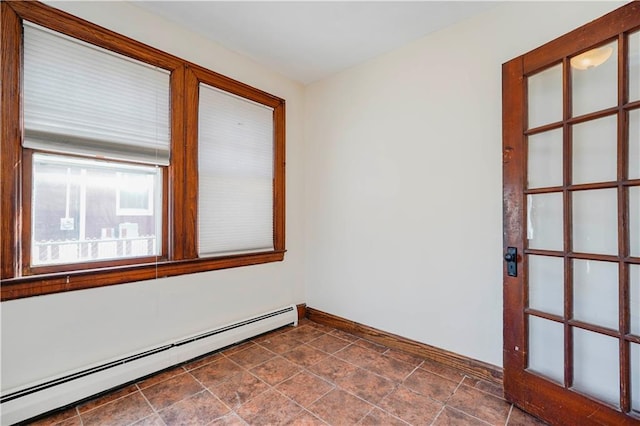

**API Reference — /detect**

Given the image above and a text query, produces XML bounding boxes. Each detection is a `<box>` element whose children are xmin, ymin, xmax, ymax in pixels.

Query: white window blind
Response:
<box><xmin>198</xmin><ymin>83</ymin><xmax>274</xmax><ymax>256</ymax></box>
<box><xmin>23</xmin><ymin>23</ymin><xmax>170</xmax><ymax>165</ymax></box>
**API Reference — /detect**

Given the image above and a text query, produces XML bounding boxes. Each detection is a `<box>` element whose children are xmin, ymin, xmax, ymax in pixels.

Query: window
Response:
<box><xmin>32</xmin><ymin>154</ymin><xmax>162</xmax><ymax>266</ymax></box>
<box><xmin>197</xmin><ymin>83</ymin><xmax>275</xmax><ymax>256</ymax></box>
<box><xmin>0</xmin><ymin>1</ymin><xmax>285</xmax><ymax>300</ymax></box>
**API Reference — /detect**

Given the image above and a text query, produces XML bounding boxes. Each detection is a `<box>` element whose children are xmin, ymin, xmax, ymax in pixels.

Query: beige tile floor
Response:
<box><xmin>27</xmin><ymin>319</ymin><xmax>547</xmax><ymax>425</ymax></box>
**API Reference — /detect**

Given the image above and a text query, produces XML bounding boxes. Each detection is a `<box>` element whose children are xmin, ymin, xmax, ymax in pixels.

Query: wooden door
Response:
<box><xmin>503</xmin><ymin>2</ymin><xmax>640</xmax><ymax>424</ymax></box>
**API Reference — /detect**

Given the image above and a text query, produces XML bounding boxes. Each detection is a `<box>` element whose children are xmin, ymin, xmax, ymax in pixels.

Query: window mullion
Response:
<box><xmin>1</xmin><ymin>3</ymin><xmax>23</xmax><ymax>279</ymax></box>
<box><xmin>180</xmin><ymin>67</ymin><xmax>201</xmax><ymax>260</ymax></box>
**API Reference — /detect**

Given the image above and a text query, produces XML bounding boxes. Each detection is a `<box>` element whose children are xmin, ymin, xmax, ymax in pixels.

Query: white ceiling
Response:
<box><xmin>133</xmin><ymin>1</ymin><xmax>497</xmax><ymax>85</ymax></box>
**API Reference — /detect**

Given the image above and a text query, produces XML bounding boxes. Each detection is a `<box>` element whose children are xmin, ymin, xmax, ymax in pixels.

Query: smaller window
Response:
<box><xmin>197</xmin><ymin>83</ymin><xmax>275</xmax><ymax>257</ymax></box>
<box><xmin>31</xmin><ymin>154</ymin><xmax>162</xmax><ymax>266</ymax></box>
<box><xmin>116</xmin><ymin>172</ymin><xmax>155</xmax><ymax>216</ymax></box>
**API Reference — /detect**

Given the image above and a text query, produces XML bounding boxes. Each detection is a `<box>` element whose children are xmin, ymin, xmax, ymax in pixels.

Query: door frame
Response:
<box><xmin>503</xmin><ymin>2</ymin><xmax>640</xmax><ymax>424</ymax></box>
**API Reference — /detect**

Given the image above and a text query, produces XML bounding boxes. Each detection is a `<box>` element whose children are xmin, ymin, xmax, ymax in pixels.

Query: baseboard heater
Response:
<box><xmin>1</xmin><ymin>305</ymin><xmax>298</xmax><ymax>425</ymax></box>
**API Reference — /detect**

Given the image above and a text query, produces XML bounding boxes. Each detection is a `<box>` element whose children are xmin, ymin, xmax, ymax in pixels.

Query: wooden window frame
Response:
<box><xmin>0</xmin><ymin>1</ymin><xmax>286</xmax><ymax>301</ymax></box>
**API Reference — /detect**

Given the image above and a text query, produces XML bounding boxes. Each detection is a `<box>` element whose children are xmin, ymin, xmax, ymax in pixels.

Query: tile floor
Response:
<box><xmin>27</xmin><ymin>319</ymin><xmax>547</xmax><ymax>425</ymax></box>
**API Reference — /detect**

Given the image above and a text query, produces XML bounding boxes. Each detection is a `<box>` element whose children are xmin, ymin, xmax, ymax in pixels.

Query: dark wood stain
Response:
<box><xmin>306</xmin><ymin>307</ymin><xmax>504</xmax><ymax>385</ymax></box>
<box><xmin>503</xmin><ymin>1</ymin><xmax>640</xmax><ymax>424</ymax></box>
<box><xmin>1</xmin><ymin>1</ymin><xmax>286</xmax><ymax>300</ymax></box>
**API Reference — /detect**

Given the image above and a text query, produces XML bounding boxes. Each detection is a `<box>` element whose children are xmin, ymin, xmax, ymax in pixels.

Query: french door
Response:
<box><xmin>503</xmin><ymin>2</ymin><xmax>640</xmax><ymax>424</ymax></box>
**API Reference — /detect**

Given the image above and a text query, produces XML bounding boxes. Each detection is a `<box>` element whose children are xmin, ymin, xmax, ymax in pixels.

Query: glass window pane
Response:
<box><xmin>528</xmin><ymin>129</ymin><xmax>563</xmax><ymax>189</ymax></box>
<box><xmin>528</xmin><ymin>316</ymin><xmax>564</xmax><ymax>384</ymax></box>
<box><xmin>630</xmin><ymin>31</ymin><xmax>640</xmax><ymax>103</ymax></box>
<box><xmin>571</xmin><ymin>41</ymin><xmax>618</xmax><ymax>117</ymax></box>
<box><xmin>630</xmin><ymin>110</ymin><xmax>640</xmax><ymax>180</ymax></box>
<box><xmin>572</xmin><ymin>115</ymin><xmax>617</xmax><ymax>184</ymax></box>
<box><xmin>528</xmin><ymin>255</ymin><xmax>564</xmax><ymax>316</ymax></box>
<box><xmin>573</xmin><ymin>260</ymin><xmax>618</xmax><ymax>330</ymax></box>
<box><xmin>631</xmin><ymin>187</ymin><xmax>640</xmax><ymax>258</ymax></box>
<box><xmin>32</xmin><ymin>154</ymin><xmax>161</xmax><ymax>266</ymax></box>
<box><xmin>631</xmin><ymin>265</ymin><xmax>640</xmax><ymax>336</ymax></box>
<box><xmin>528</xmin><ymin>64</ymin><xmax>563</xmax><ymax>129</ymax></box>
<box><xmin>573</xmin><ymin>328</ymin><xmax>620</xmax><ymax>407</ymax></box>
<box><xmin>572</xmin><ymin>189</ymin><xmax>618</xmax><ymax>255</ymax></box>
<box><xmin>527</xmin><ymin>193</ymin><xmax>564</xmax><ymax>251</ymax></box>
<box><xmin>632</xmin><ymin>343</ymin><xmax>640</xmax><ymax>415</ymax></box>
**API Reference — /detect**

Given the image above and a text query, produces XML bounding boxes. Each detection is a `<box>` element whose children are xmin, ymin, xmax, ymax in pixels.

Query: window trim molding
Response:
<box><xmin>184</xmin><ymin>64</ymin><xmax>286</xmax><ymax>259</ymax></box>
<box><xmin>0</xmin><ymin>1</ymin><xmax>286</xmax><ymax>301</ymax></box>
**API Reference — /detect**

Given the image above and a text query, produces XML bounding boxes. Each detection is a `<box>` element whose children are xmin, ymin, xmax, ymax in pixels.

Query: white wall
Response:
<box><xmin>1</xmin><ymin>0</ymin><xmax>627</xmax><ymax>395</ymax></box>
<box><xmin>303</xmin><ymin>1</ymin><xmax>623</xmax><ymax>367</ymax></box>
<box><xmin>0</xmin><ymin>1</ymin><xmax>305</xmax><ymax>391</ymax></box>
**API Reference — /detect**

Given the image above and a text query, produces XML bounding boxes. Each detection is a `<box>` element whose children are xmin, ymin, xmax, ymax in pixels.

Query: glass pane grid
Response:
<box><xmin>523</xmin><ymin>29</ymin><xmax>640</xmax><ymax>415</ymax></box>
<box><xmin>572</xmin><ymin>328</ymin><xmax>620</xmax><ymax>408</ymax></box>
<box><xmin>571</xmin><ymin>40</ymin><xmax>618</xmax><ymax>117</ymax></box>
<box><xmin>527</xmin><ymin>315</ymin><xmax>565</xmax><ymax>384</ymax></box>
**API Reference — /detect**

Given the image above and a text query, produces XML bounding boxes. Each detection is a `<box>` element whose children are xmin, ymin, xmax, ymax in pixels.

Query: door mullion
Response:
<box><xmin>617</xmin><ymin>31</ymin><xmax>630</xmax><ymax>414</ymax></box>
<box><xmin>562</xmin><ymin>56</ymin><xmax>574</xmax><ymax>390</ymax></box>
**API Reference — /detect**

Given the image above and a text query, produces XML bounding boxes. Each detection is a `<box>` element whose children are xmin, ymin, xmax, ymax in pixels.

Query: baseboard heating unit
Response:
<box><xmin>1</xmin><ymin>305</ymin><xmax>298</xmax><ymax>425</ymax></box>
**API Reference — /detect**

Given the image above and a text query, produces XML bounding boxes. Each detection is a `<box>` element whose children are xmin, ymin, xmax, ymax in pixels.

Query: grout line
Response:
<box><xmin>430</xmin><ymin>404</ymin><xmax>447</xmax><ymax>426</ymax></box>
<box><xmin>443</xmin><ymin>405</ymin><xmax>494</xmax><ymax>426</ymax></box>
<box><xmin>505</xmin><ymin>403</ymin><xmax>514</xmax><ymax>426</ymax></box>
<box><xmin>76</xmin><ymin>405</ymin><xmax>85</xmax><ymax>426</ymax></box>
<box><xmin>36</xmin><ymin>323</ymin><xmax>508</xmax><ymax>426</ymax></box>
<box><xmin>207</xmin><ymin>367</ymin><xmax>272</xmax><ymax>413</ymax></box>
<box><xmin>269</xmin><ymin>386</ymin><xmax>308</xmax><ymax>423</ymax></box>
<box><xmin>136</xmin><ymin>386</ymin><xmax>165</xmax><ymax>425</ymax></box>
<box><xmin>356</xmin><ymin>405</ymin><xmax>377</xmax><ymax>425</ymax></box>
<box><xmin>203</xmin><ymin>386</ymin><xmax>235</xmax><ymax>421</ymax></box>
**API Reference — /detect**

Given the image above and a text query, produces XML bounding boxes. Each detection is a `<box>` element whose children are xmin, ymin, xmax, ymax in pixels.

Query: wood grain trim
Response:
<box><xmin>306</xmin><ymin>307</ymin><xmax>504</xmax><ymax>385</ymax></box>
<box><xmin>296</xmin><ymin>304</ymin><xmax>307</xmax><ymax>321</ymax></box>
<box><xmin>509</xmin><ymin>370</ymin><xmax>640</xmax><ymax>425</ymax></box>
<box><xmin>1</xmin><ymin>3</ymin><xmax>22</xmax><ymax>280</ymax></box>
<box><xmin>1</xmin><ymin>251</ymin><xmax>285</xmax><ymax>301</ymax></box>
<box><xmin>5</xmin><ymin>1</ymin><xmax>183</xmax><ymax>71</ymax></box>
<box><xmin>501</xmin><ymin>56</ymin><xmax>526</xmax><ymax>403</ymax></box>
<box><xmin>189</xmin><ymin>65</ymin><xmax>283</xmax><ymax>108</ymax></box>
<box><xmin>184</xmin><ymin>64</ymin><xmax>286</xmax><ymax>256</ymax></box>
<box><xmin>169</xmin><ymin>65</ymin><xmax>187</xmax><ymax>260</ymax></box>
<box><xmin>182</xmin><ymin>67</ymin><xmax>200</xmax><ymax>260</ymax></box>
<box><xmin>1</xmin><ymin>2</ymin><xmax>288</xmax><ymax>300</ymax></box>
<box><xmin>273</xmin><ymin>101</ymin><xmax>286</xmax><ymax>252</ymax></box>
<box><xmin>523</xmin><ymin>1</ymin><xmax>640</xmax><ymax>75</ymax></box>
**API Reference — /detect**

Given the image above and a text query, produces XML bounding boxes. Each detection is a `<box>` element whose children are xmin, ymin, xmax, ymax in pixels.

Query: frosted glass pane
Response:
<box><xmin>528</xmin><ymin>64</ymin><xmax>563</xmax><ymax>129</ymax></box>
<box><xmin>573</xmin><ymin>260</ymin><xmax>618</xmax><ymax>330</ymax></box>
<box><xmin>632</xmin><ymin>343</ymin><xmax>640</xmax><ymax>414</ymax></box>
<box><xmin>528</xmin><ymin>255</ymin><xmax>564</xmax><ymax>316</ymax></box>
<box><xmin>571</xmin><ymin>41</ymin><xmax>617</xmax><ymax>117</ymax></box>
<box><xmin>630</xmin><ymin>110</ymin><xmax>640</xmax><ymax>180</ymax></box>
<box><xmin>630</xmin><ymin>31</ymin><xmax>640</xmax><ymax>102</ymax></box>
<box><xmin>528</xmin><ymin>316</ymin><xmax>564</xmax><ymax>383</ymax></box>
<box><xmin>528</xmin><ymin>129</ymin><xmax>563</xmax><ymax>189</ymax></box>
<box><xmin>573</xmin><ymin>329</ymin><xmax>619</xmax><ymax>407</ymax></box>
<box><xmin>631</xmin><ymin>265</ymin><xmax>640</xmax><ymax>336</ymax></box>
<box><xmin>527</xmin><ymin>193</ymin><xmax>563</xmax><ymax>251</ymax></box>
<box><xmin>572</xmin><ymin>115</ymin><xmax>617</xmax><ymax>184</ymax></box>
<box><xmin>572</xmin><ymin>189</ymin><xmax>618</xmax><ymax>255</ymax></box>
<box><xmin>631</xmin><ymin>187</ymin><xmax>640</xmax><ymax>257</ymax></box>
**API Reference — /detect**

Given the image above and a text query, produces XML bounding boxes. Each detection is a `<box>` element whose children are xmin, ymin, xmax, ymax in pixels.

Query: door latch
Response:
<box><xmin>504</xmin><ymin>247</ymin><xmax>517</xmax><ymax>277</ymax></box>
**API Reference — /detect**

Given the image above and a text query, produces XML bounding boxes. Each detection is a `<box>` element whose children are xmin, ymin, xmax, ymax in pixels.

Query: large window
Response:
<box><xmin>0</xmin><ymin>1</ymin><xmax>286</xmax><ymax>300</ymax></box>
<box><xmin>31</xmin><ymin>154</ymin><xmax>163</xmax><ymax>266</ymax></box>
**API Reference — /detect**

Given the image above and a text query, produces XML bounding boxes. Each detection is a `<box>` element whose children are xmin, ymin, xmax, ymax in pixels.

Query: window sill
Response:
<box><xmin>0</xmin><ymin>250</ymin><xmax>286</xmax><ymax>301</ymax></box>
